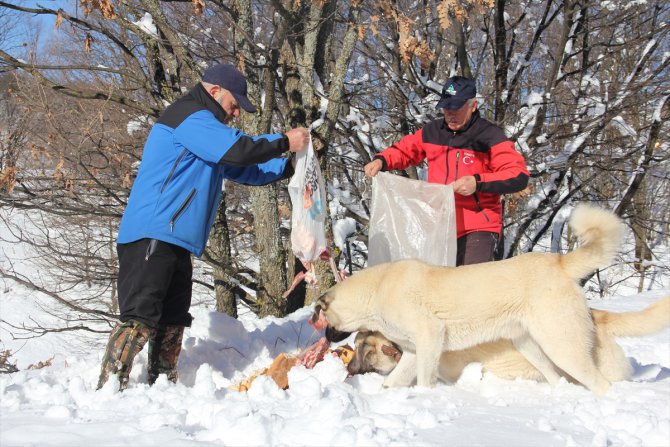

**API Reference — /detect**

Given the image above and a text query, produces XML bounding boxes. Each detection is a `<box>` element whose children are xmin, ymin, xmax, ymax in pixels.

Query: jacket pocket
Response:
<box><xmin>161</xmin><ymin>149</ymin><xmax>188</xmax><ymax>193</ymax></box>
<box><xmin>170</xmin><ymin>188</ymin><xmax>197</xmax><ymax>232</ymax></box>
<box><xmin>472</xmin><ymin>192</ymin><xmax>491</xmax><ymax>222</ymax></box>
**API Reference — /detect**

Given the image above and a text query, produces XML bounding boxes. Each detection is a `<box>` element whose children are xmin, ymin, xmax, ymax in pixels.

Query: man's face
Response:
<box><xmin>443</xmin><ymin>99</ymin><xmax>477</xmax><ymax>131</ymax></box>
<box><xmin>216</xmin><ymin>89</ymin><xmax>240</xmax><ymax>124</ymax></box>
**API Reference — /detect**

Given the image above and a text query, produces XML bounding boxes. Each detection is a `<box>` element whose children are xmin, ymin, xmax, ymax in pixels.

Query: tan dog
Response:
<box><xmin>349</xmin><ymin>295</ymin><xmax>670</xmax><ymax>384</ymax></box>
<box><xmin>312</xmin><ymin>205</ymin><xmax>626</xmax><ymax>395</ymax></box>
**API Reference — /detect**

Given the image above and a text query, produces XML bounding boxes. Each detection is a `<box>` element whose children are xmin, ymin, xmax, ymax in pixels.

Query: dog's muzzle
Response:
<box><xmin>325</xmin><ymin>326</ymin><xmax>351</xmax><ymax>343</ymax></box>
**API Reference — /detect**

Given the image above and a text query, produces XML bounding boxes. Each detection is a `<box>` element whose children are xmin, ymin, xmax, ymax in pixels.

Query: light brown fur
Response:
<box><xmin>314</xmin><ymin>205</ymin><xmax>628</xmax><ymax>395</ymax></box>
<box><xmin>350</xmin><ymin>296</ymin><xmax>670</xmax><ymax>384</ymax></box>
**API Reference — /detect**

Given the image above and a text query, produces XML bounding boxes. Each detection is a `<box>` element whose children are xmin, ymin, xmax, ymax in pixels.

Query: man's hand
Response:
<box><xmin>453</xmin><ymin>175</ymin><xmax>477</xmax><ymax>196</ymax></box>
<box><xmin>286</xmin><ymin>127</ymin><xmax>309</xmax><ymax>152</ymax></box>
<box><xmin>364</xmin><ymin>159</ymin><xmax>383</xmax><ymax>177</ymax></box>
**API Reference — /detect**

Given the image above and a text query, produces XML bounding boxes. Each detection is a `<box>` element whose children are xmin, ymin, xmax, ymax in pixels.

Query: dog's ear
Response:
<box><xmin>317</xmin><ymin>290</ymin><xmax>335</xmax><ymax>308</ymax></box>
<box><xmin>312</xmin><ymin>291</ymin><xmax>335</xmax><ymax>324</ymax></box>
<box><xmin>348</xmin><ymin>335</ymin><xmax>366</xmax><ymax>375</ymax></box>
<box><xmin>354</xmin><ymin>331</ymin><xmax>369</xmax><ymax>345</ymax></box>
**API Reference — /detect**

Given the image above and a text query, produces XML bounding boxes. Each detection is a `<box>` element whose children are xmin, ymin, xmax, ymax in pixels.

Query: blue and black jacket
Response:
<box><xmin>117</xmin><ymin>83</ymin><xmax>293</xmax><ymax>256</ymax></box>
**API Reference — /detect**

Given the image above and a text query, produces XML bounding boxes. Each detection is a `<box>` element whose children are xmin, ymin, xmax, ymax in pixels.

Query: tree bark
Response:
<box><xmin>250</xmin><ymin>185</ymin><xmax>289</xmax><ymax>317</ymax></box>
<box><xmin>206</xmin><ymin>194</ymin><xmax>237</xmax><ymax>317</ymax></box>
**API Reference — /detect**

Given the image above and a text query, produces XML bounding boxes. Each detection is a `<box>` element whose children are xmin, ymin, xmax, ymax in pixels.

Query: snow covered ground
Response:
<box><xmin>1</xmin><ymin>280</ymin><xmax>669</xmax><ymax>446</ymax></box>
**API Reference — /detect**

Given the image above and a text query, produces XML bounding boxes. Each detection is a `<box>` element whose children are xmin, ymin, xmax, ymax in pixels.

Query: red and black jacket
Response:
<box><xmin>374</xmin><ymin>111</ymin><xmax>529</xmax><ymax>238</ymax></box>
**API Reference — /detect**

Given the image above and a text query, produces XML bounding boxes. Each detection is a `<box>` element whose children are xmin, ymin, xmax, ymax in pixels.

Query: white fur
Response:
<box><xmin>317</xmin><ymin>205</ymin><xmax>627</xmax><ymax>395</ymax></box>
<box><xmin>351</xmin><ymin>297</ymin><xmax>670</xmax><ymax>385</ymax></box>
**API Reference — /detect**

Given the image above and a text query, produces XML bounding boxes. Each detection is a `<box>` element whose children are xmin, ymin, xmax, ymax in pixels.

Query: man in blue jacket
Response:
<box><xmin>98</xmin><ymin>63</ymin><xmax>310</xmax><ymax>390</ymax></box>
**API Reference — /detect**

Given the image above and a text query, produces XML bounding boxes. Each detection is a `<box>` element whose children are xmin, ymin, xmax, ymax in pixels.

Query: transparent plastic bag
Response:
<box><xmin>368</xmin><ymin>172</ymin><xmax>456</xmax><ymax>267</ymax></box>
<box><xmin>288</xmin><ymin>137</ymin><xmax>327</xmax><ymax>265</ymax></box>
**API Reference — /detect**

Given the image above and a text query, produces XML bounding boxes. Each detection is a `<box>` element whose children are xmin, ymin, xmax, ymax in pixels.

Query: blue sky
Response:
<box><xmin>3</xmin><ymin>0</ymin><xmax>73</xmax><ymax>53</ymax></box>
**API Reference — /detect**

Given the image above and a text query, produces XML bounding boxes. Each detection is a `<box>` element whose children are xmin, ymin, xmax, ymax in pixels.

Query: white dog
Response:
<box><xmin>312</xmin><ymin>205</ymin><xmax>625</xmax><ymax>395</ymax></box>
<box><xmin>348</xmin><ymin>293</ymin><xmax>670</xmax><ymax>384</ymax></box>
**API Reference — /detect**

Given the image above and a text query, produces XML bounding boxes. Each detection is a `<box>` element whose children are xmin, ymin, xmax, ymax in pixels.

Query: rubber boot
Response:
<box><xmin>147</xmin><ymin>325</ymin><xmax>184</xmax><ymax>385</ymax></box>
<box><xmin>97</xmin><ymin>320</ymin><xmax>154</xmax><ymax>390</ymax></box>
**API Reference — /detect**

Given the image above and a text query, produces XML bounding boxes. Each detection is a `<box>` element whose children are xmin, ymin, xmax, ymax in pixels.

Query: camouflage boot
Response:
<box><xmin>97</xmin><ymin>320</ymin><xmax>154</xmax><ymax>391</ymax></box>
<box><xmin>147</xmin><ymin>325</ymin><xmax>184</xmax><ymax>385</ymax></box>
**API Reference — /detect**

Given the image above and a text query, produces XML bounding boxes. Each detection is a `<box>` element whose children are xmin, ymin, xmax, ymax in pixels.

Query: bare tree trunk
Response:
<box><xmin>632</xmin><ymin>192</ymin><xmax>651</xmax><ymax>293</ymax></box>
<box><xmin>206</xmin><ymin>194</ymin><xmax>237</xmax><ymax>317</ymax></box>
<box><xmin>493</xmin><ymin>0</ymin><xmax>508</xmax><ymax>123</ymax></box>
<box><xmin>250</xmin><ymin>185</ymin><xmax>289</xmax><ymax>317</ymax></box>
<box><xmin>277</xmin><ymin>27</ymin><xmax>309</xmax><ymax>311</ymax></box>
<box><xmin>616</xmin><ymin>96</ymin><xmax>670</xmax><ymax>292</ymax></box>
<box><xmin>226</xmin><ymin>0</ymin><xmax>290</xmax><ymax>318</ymax></box>
<box><xmin>108</xmin><ymin>221</ymin><xmax>118</xmax><ymax>314</ymax></box>
<box><xmin>455</xmin><ymin>20</ymin><xmax>472</xmax><ymax>78</ymax></box>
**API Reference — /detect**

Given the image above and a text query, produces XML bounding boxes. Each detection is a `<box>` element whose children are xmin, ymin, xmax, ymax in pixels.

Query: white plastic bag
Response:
<box><xmin>288</xmin><ymin>137</ymin><xmax>327</xmax><ymax>264</ymax></box>
<box><xmin>368</xmin><ymin>172</ymin><xmax>457</xmax><ymax>267</ymax></box>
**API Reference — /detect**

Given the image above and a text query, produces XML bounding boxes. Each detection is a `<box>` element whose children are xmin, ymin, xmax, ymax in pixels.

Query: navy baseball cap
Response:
<box><xmin>202</xmin><ymin>63</ymin><xmax>257</xmax><ymax>113</ymax></box>
<box><xmin>436</xmin><ymin>76</ymin><xmax>476</xmax><ymax>110</ymax></box>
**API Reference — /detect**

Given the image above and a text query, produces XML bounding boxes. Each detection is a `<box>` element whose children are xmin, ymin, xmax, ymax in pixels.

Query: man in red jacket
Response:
<box><xmin>364</xmin><ymin>76</ymin><xmax>529</xmax><ymax>266</ymax></box>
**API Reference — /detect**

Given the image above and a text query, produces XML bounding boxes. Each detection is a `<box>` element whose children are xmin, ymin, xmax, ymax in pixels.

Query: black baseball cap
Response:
<box><xmin>436</xmin><ymin>76</ymin><xmax>477</xmax><ymax>110</ymax></box>
<box><xmin>202</xmin><ymin>63</ymin><xmax>257</xmax><ymax>113</ymax></box>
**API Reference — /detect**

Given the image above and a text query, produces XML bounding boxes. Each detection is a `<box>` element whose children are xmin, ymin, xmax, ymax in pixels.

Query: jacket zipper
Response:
<box><xmin>454</xmin><ymin>151</ymin><xmax>460</xmax><ymax>181</ymax></box>
<box><xmin>444</xmin><ymin>149</ymin><xmax>449</xmax><ymax>184</ymax></box>
<box><xmin>473</xmin><ymin>192</ymin><xmax>491</xmax><ymax>222</ymax></box>
<box><xmin>444</xmin><ymin>132</ymin><xmax>451</xmax><ymax>184</ymax></box>
<box><xmin>161</xmin><ymin>149</ymin><xmax>187</xmax><ymax>193</ymax></box>
<box><xmin>170</xmin><ymin>188</ymin><xmax>196</xmax><ymax>232</ymax></box>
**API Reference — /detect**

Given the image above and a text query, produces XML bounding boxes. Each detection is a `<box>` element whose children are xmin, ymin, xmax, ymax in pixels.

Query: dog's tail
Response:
<box><xmin>593</xmin><ymin>296</ymin><xmax>670</xmax><ymax>337</ymax></box>
<box><xmin>559</xmin><ymin>204</ymin><xmax>625</xmax><ymax>280</ymax></box>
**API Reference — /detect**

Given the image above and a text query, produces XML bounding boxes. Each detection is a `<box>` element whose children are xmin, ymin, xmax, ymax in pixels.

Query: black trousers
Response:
<box><xmin>117</xmin><ymin>239</ymin><xmax>193</xmax><ymax>328</ymax></box>
<box><xmin>456</xmin><ymin>231</ymin><xmax>499</xmax><ymax>266</ymax></box>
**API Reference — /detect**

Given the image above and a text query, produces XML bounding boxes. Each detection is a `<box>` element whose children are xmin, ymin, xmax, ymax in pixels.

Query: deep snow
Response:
<box><xmin>1</xmin><ymin>283</ymin><xmax>669</xmax><ymax>446</ymax></box>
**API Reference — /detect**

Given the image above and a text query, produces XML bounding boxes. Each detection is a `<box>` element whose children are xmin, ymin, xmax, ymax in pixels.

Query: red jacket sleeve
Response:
<box><xmin>377</xmin><ymin>129</ymin><xmax>427</xmax><ymax>171</ymax></box>
<box><xmin>477</xmin><ymin>140</ymin><xmax>530</xmax><ymax>194</ymax></box>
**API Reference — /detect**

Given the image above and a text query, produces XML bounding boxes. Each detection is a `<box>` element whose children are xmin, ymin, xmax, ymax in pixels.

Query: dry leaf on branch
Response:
<box><xmin>357</xmin><ymin>24</ymin><xmax>366</xmax><ymax>41</ymax></box>
<box><xmin>370</xmin><ymin>15</ymin><xmax>380</xmax><ymax>37</ymax></box>
<box><xmin>0</xmin><ymin>167</ymin><xmax>17</xmax><ymax>193</ymax></box>
<box><xmin>0</xmin><ymin>350</ymin><xmax>19</xmax><ymax>374</ymax></box>
<box><xmin>55</xmin><ymin>10</ymin><xmax>63</xmax><ymax>29</ymax></box>
<box><xmin>79</xmin><ymin>0</ymin><xmax>117</xmax><ymax>19</ymax></box>
<box><xmin>192</xmin><ymin>0</ymin><xmax>205</xmax><ymax>16</ymax></box>
<box><xmin>84</xmin><ymin>33</ymin><xmax>94</xmax><ymax>52</ymax></box>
